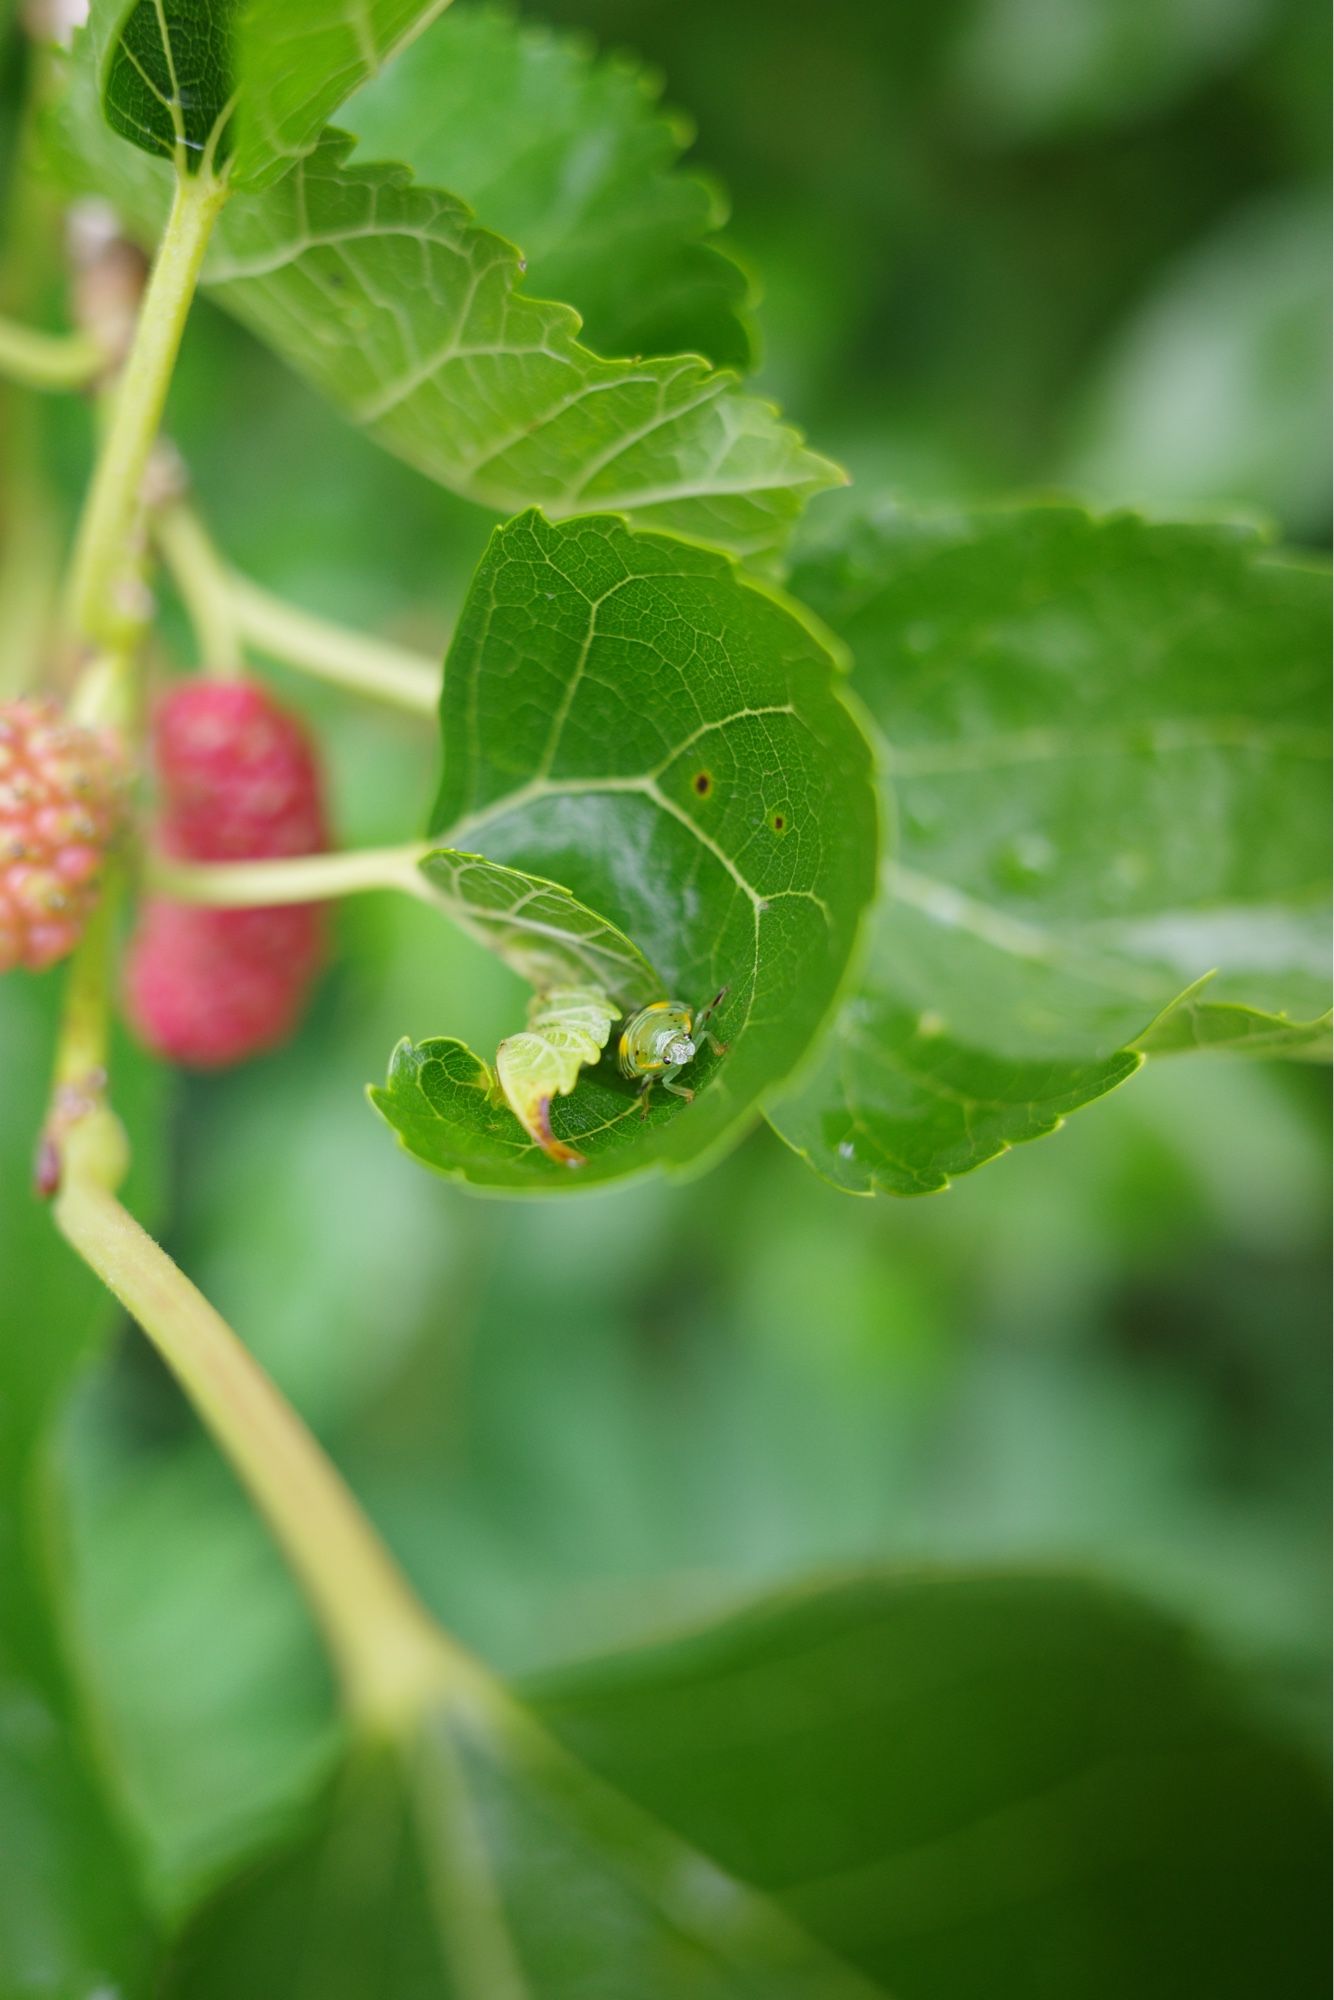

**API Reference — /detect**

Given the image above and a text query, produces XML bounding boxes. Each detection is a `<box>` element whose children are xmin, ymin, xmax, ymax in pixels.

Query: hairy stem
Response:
<box><xmin>66</xmin><ymin>171</ymin><xmax>226</xmax><ymax>644</ymax></box>
<box><xmin>53</xmin><ymin>1169</ymin><xmax>473</xmax><ymax>1733</ymax></box>
<box><xmin>0</xmin><ymin>314</ymin><xmax>103</xmax><ymax>392</ymax></box>
<box><xmin>146</xmin><ymin>841</ymin><xmax>433</xmax><ymax>906</ymax></box>
<box><xmin>226</xmin><ymin>569</ymin><xmax>441</xmax><ymax>714</ymax></box>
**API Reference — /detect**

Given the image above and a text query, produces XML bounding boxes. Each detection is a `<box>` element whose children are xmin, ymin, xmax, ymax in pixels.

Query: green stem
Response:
<box><xmin>154</xmin><ymin>497</ymin><xmax>244</xmax><ymax>674</ymax></box>
<box><xmin>66</xmin><ymin>171</ymin><xmax>226</xmax><ymax>644</ymax></box>
<box><xmin>151</xmin><ymin>499</ymin><xmax>440</xmax><ymax>709</ymax></box>
<box><xmin>53</xmin><ymin>888</ymin><xmax>115</xmax><ymax>1089</ymax></box>
<box><xmin>47</xmin><ymin>823</ymin><xmax>470</xmax><ymax>1745</ymax></box>
<box><xmin>146</xmin><ymin>841</ymin><xmax>433</xmax><ymax>906</ymax></box>
<box><xmin>227</xmin><ymin>569</ymin><xmax>441</xmax><ymax>714</ymax></box>
<box><xmin>52</xmin><ymin>1171</ymin><xmax>474</xmax><ymax>1734</ymax></box>
<box><xmin>0</xmin><ymin>315</ymin><xmax>103</xmax><ymax>392</ymax></box>
<box><xmin>45</xmin><ymin>904</ymin><xmax>471</xmax><ymax>1736</ymax></box>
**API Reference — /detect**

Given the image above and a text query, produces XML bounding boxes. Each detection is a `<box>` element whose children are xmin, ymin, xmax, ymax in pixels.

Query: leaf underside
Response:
<box><xmin>231</xmin><ymin>0</ymin><xmax>456</xmax><ymax>191</ymax></box>
<box><xmin>770</xmin><ymin>503</ymin><xmax>1332</xmax><ymax>1194</ymax></box>
<box><xmin>201</xmin><ymin>134</ymin><xmax>837</xmax><ymax>562</ymax></box>
<box><xmin>51</xmin><ymin>42</ymin><xmax>837</xmax><ymax>562</ymax></box>
<box><xmin>90</xmin><ymin>0</ymin><xmax>455</xmax><ymax>188</ymax></box>
<box><xmin>372</xmin><ymin>510</ymin><xmax>879</xmax><ymax>1191</ymax></box>
<box><xmin>416</xmin><ymin>848</ymin><xmax>661</xmax><ymax>1008</ymax></box>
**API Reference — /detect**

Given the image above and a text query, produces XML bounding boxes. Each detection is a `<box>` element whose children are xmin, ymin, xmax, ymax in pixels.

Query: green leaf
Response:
<box><xmin>0</xmin><ymin>977</ymin><xmax>170</xmax><ymax>1672</ymax></box>
<box><xmin>162</xmin><ymin>1675</ymin><xmax>881</xmax><ymax>1999</ymax></box>
<box><xmin>770</xmin><ymin>504</ymin><xmax>1332</xmax><ymax>1194</ymax></box>
<box><xmin>88</xmin><ymin>0</ymin><xmax>453</xmax><ymax>187</ymax></box>
<box><xmin>417</xmin><ymin>849</ymin><xmax>660</xmax><ymax>1006</ymax></box>
<box><xmin>346</xmin><ymin>2</ymin><xmax>754</xmax><ymax>370</ymax></box>
<box><xmin>46</xmin><ymin>1373</ymin><xmax>339</xmax><ymax>1916</ymax></box>
<box><xmin>47</xmin><ymin>48</ymin><xmax>840</xmax><ymax>562</ymax></box>
<box><xmin>0</xmin><ymin>1659</ymin><xmax>154</xmax><ymax>1999</ymax></box>
<box><xmin>230</xmin><ymin>0</ymin><xmax>455</xmax><ymax>192</ymax></box>
<box><xmin>159</xmin><ymin>1572</ymin><xmax>1328</xmax><ymax>1997</ymax></box>
<box><xmin>524</xmin><ymin>1572</ymin><xmax>1329</xmax><ymax>2000</ymax></box>
<box><xmin>92</xmin><ymin>0</ymin><xmax>239</xmax><ymax>173</ymax></box>
<box><xmin>372</xmin><ymin>510</ymin><xmax>879</xmax><ymax>1190</ymax></box>
<box><xmin>1064</xmin><ymin>193</ymin><xmax>1332</xmax><ymax>541</ymax></box>
<box><xmin>0</xmin><ymin>996</ymin><xmax>168</xmax><ymax>1992</ymax></box>
<box><xmin>200</xmin><ymin>135</ymin><xmax>837</xmax><ymax>561</ymax></box>
<box><xmin>1136</xmin><ymin>975</ymin><xmax>1332</xmax><ymax>1058</ymax></box>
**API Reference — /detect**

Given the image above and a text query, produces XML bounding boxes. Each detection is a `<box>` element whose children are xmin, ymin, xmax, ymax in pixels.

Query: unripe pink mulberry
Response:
<box><xmin>0</xmin><ymin>697</ymin><xmax>126</xmax><ymax>973</ymax></box>
<box><xmin>124</xmin><ymin>679</ymin><xmax>329</xmax><ymax>1069</ymax></box>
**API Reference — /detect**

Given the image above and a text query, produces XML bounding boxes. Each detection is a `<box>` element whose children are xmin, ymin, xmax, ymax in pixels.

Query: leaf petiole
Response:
<box><xmin>145</xmin><ymin>841</ymin><xmax>434</xmax><ymax>907</ymax></box>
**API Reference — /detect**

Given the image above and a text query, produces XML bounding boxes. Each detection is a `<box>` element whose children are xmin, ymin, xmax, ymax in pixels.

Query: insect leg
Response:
<box><xmin>696</xmin><ymin>985</ymin><xmax>729</xmax><ymax>1028</ymax></box>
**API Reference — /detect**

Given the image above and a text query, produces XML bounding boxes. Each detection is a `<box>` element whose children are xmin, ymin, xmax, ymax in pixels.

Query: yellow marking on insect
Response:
<box><xmin>617</xmin><ymin>985</ymin><xmax>730</xmax><ymax>1109</ymax></box>
<box><xmin>616</xmin><ymin>999</ymin><xmax>696</xmax><ymax>1081</ymax></box>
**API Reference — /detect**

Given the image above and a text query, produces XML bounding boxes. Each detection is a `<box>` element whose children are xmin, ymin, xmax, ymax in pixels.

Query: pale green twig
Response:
<box><xmin>66</xmin><ymin>170</ymin><xmax>227</xmax><ymax>645</ymax></box>
<box><xmin>227</xmin><ymin>569</ymin><xmax>441</xmax><ymax>714</ymax></box>
<box><xmin>0</xmin><ymin>313</ymin><xmax>103</xmax><ymax>392</ymax></box>
<box><xmin>145</xmin><ymin>841</ymin><xmax>433</xmax><ymax>907</ymax></box>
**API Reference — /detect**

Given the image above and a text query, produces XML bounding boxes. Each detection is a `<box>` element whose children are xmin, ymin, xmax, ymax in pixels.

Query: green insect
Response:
<box><xmin>616</xmin><ymin>986</ymin><xmax>729</xmax><ymax>1114</ymax></box>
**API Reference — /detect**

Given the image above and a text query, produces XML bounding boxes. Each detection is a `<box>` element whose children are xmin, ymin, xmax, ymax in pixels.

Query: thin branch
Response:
<box><xmin>154</xmin><ymin>494</ymin><xmax>244</xmax><ymax>674</ymax></box>
<box><xmin>0</xmin><ymin>314</ymin><xmax>103</xmax><ymax>392</ymax></box>
<box><xmin>227</xmin><ymin>569</ymin><xmax>441</xmax><ymax>715</ymax></box>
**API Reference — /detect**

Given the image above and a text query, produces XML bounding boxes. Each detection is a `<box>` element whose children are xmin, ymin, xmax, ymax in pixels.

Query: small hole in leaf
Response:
<box><xmin>693</xmin><ymin>771</ymin><xmax>712</xmax><ymax>797</ymax></box>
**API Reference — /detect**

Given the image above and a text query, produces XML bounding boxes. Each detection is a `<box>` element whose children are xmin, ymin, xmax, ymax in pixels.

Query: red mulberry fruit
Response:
<box><xmin>124</xmin><ymin>679</ymin><xmax>329</xmax><ymax>1068</ymax></box>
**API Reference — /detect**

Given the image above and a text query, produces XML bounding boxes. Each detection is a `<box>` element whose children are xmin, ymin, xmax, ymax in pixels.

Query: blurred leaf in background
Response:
<box><xmin>1064</xmin><ymin>191</ymin><xmax>1331</xmax><ymax>531</ymax></box>
<box><xmin>1</xmin><ymin>0</ymin><xmax>1328</xmax><ymax>1984</ymax></box>
<box><xmin>534</xmin><ymin>0</ymin><xmax>1329</xmax><ymax>539</ymax></box>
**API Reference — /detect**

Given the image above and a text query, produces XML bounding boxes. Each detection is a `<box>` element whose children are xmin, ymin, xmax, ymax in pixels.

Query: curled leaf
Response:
<box><xmin>416</xmin><ymin>850</ymin><xmax>659</xmax><ymax>1011</ymax></box>
<box><xmin>373</xmin><ymin>510</ymin><xmax>879</xmax><ymax>1193</ymax></box>
<box><xmin>495</xmin><ymin>986</ymin><xmax>618</xmax><ymax>1168</ymax></box>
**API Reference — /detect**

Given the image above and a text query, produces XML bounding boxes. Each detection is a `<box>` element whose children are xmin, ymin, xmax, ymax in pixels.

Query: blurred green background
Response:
<box><xmin>1</xmin><ymin>0</ymin><xmax>1329</xmax><ymax>1910</ymax></box>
